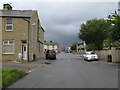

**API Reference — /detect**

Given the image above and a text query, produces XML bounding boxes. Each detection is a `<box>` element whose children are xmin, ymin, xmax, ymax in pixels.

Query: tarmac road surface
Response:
<box><xmin>8</xmin><ymin>52</ymin><xmax>118</xmax><ymax>88</ymax></box>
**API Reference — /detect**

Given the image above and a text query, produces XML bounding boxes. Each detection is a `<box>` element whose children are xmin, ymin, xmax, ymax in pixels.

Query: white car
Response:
<box><xmin>83</xmin><ymin>51</ymin><xmax>98</xmax><ymax>61</ymax></box>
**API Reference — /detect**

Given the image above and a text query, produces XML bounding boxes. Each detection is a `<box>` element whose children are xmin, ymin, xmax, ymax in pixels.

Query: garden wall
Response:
<box><xmin>95</xmin><ymin>47</ymin><xmax>120</xmax><ymax>63</ymax></box>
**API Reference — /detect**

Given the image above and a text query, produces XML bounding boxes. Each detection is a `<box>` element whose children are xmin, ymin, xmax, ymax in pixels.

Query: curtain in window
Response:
<box><xmin>4</xmin><ymin>45</ymin><xmax>14</xmax><ymax>53</ymax></box>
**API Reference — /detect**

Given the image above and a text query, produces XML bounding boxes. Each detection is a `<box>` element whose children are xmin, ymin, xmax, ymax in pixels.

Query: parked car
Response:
<box><xmin>46</xmin><ymin>50</ymin><xmax>56</xmax><ymax>60</ymax></box>
<box><xmin>83</xmin><ymin>51</ymin><xmax>98</xmax><ymax>61</ymax></box>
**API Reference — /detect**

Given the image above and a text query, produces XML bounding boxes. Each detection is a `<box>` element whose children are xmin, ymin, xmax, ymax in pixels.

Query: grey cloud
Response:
<box><xmin>0</xmin><ymin>2</ymin><xmax>118</xmax><ymax>48</ymax></box>
<box><xmin>38</xmin><ymin>2</ymin><xmax>118</xmax><ymax>48</ymax></box>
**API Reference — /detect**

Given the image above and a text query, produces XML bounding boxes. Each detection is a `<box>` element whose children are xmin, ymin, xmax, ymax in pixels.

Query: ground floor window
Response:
<box><xmin>3</xmin><ymin>40</ymin><xmax>14</xmax><ymax>54</ymax></box>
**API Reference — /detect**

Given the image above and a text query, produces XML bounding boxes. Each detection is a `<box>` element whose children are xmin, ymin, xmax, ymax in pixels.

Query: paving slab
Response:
<box><xmin>2</xmin><ymin>58</ymin><xmax>48</xmax><ymax>72</ymax></box>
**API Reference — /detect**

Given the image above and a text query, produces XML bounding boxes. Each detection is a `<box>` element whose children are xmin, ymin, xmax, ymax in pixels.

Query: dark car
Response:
<box><xmin>46</xmin><ymin>50</ymin><xmax>56</xmax><ymax>60</ymax></box>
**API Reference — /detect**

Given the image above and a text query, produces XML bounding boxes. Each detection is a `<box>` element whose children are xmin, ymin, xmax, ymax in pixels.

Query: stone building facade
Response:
<box><xmin>0</xmin><ymin>4</ymin><xmax>44</xmax><ymax>63</ymax></box>
<box><xmin>44</xmin><ymin>41</ymin><xmax>60</xmax><ymax>53</ymax></box>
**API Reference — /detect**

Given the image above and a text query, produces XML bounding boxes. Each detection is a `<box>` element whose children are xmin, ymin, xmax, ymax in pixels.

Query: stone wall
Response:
<box><xmin>0</xmin><ymin>18</ymin><xmax>2</xmax><ymax>63</ymax></box>
<box><xmin>2</xmin><ymin>18</ymin><xmax>28</xmax><ymax>62</ymax></box>
<box><xmin>95</xmin><ymin>47</ymin><xmax>120</xmax><ymax>63</ymax></box>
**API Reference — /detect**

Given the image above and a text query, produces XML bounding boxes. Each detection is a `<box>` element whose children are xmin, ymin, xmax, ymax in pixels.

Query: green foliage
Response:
<box><xmin>78</xmin><ymin>19</ymin><xmax>111</xmax><ymax>50</ymax></box>
<box><xmin>2</xmin><ymin>69</ymin><xmax>26</xmax><ymax>88</ymax></box>
<box><xmin>86</xmin><ymin>44</ymin><xmax>95</xmax><ymax>51</ymax></box>
<box><xmin>71</xmin><ymin>43</ymin><xmax>77</xmax><ymax>50</ymax></box>
<box><xmin>103</xmin><ymin>39</ymin><xmax>112</xmax><ymax>49</ymax></box>
<box><xmin>107</xmin><ymin>11</ymin><xmax>120</xmax><ymax>42</ymax></box>
<box><xmin>78</xmin><ymin>11</ymin><xmax>120</xmax><ymax>49</ymax></box>
<box><xmin>111</xmin><ymin>41</ymin><xmax>120</xmax><ymax>47</ymax></box>
<box><xmin>0</xmin><ymin>70</ymin><xmax>2</xmax><ymax>88</ymax></box>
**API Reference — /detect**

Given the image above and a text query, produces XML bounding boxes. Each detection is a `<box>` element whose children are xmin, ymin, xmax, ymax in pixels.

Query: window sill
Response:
<box><xmin>5</xmin><ymin>30</ymin><xmax>13</xmax><ymax>32</ymax></box>
<box><xmin>2</xmin><ymin>53</ymin><xmax>14</xmax><ymax>55</ymax></box>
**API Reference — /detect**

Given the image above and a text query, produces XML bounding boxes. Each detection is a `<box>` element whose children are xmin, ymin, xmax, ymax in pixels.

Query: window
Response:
<box><xmin>6</xmin><ymin>19</ymin><xmax>13</xmax><ymax>31</ymax></box>
<box><xmin>3</xmin><ymin>40</ymin><xmax>14</xmax><ymax>54</ymax></box>
<box><xmin>52</xmin><ymin>45</ymin><xmax>54</xmax><ymax>48</ymax></box>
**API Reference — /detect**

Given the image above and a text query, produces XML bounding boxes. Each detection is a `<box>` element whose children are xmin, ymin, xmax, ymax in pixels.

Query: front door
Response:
<box><xmin>22</xmin><ymin>41</ymin><xmax>27</xmax><ymax>60</ymax></box>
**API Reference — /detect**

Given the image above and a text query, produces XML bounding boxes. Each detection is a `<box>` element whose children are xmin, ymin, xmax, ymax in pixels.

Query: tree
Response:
<box><xmin>107</xmin><ymin>11</ymin><xmax>120</xmax><ymax>42</ymax></box>
<box><xmin>103</xmin><ymin>39</ymin><xmax>112</xmax><ymax>49</ymax></box>
<box><xmin>71</xmin><ymin>43</ymin><xmax>77</xmax><ymax>51</ymax></box>
<box><xmin>78</xmin><ymin>19</ymin><xmax>111</xmax><ymax>50</ymax></box>
<box><xmin>86</xmin><ymin>43</ymin><xmax>95</xmax><ymax>51</ymax></box>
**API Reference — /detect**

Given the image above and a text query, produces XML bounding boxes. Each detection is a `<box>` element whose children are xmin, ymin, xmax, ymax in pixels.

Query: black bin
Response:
<box><xmin>107</xmin><ymin>55</ymin><xmax>112</xmax><ymax>62</ymax></box>
<box><xmin>33</xmin><ymin>54</ymin><xmax>36</xmax><ymax>61</ymax></box>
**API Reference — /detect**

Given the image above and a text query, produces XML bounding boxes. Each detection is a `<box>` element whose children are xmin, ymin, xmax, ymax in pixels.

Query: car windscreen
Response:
<box><xmin>90</xmin><ymin>52</ymin><xmax>95</xmax><ymax>54</ymax></box>
<box><xmin>49</xmin><ymin>50</ymin><xmax>55</xmax><ymax>53</ymax></box>
<box><xmin>86</xmin><ymin>52</ymin><xmax>95</xmax><ymax>55</ymax></box>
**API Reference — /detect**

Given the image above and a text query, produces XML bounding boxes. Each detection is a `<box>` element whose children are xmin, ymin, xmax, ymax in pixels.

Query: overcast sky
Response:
<box><xmin>0</xmin><ymin>0</ymin><xmax>119</xmax><ymax>48</ymax></box>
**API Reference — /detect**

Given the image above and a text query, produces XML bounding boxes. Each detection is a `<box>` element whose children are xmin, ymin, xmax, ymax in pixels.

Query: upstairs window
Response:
<box><xmin>6</xmin><ymin>19</ymin><xmax>13</xmax><ymax>31</ymax></box>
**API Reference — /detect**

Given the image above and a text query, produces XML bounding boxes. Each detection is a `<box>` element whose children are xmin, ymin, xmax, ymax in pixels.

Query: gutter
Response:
<box><xmin>41</xmin><ymin>26</ymin><xmax>45</xmax><ymax>32</ymax></box>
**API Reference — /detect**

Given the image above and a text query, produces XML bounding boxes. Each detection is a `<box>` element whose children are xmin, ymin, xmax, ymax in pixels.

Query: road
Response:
<box><xmin>9</xmin><ymin>52</ymin><xmax>118</xmax><ymax>88</ymax></box>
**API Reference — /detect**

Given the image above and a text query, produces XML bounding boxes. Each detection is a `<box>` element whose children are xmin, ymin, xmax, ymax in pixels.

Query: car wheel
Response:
<box><xmin>96</xmin><ymin>59</ymin><xmax>98</xmax><ymax>61</ymax></box>
<box><xmin>54</xmin><ymin>56</ymin><xmax>56</xmax><ymax>60</ymax></box>
<box><xmin>46</xmin><ymin>56</ymin><xmax>48</xmax><ymax>60</ymax></box>
<box><xmin>84</xmin><ymin>58</ymin><xmax>86</xmax><ymax>61</ymax></box>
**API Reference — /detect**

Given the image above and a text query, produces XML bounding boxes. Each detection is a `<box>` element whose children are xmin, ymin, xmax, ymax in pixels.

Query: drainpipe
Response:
<box><xmin>28</xmin><ymin>20</ymin><xmax>30</xmax><ymax>62</ymax></box>
<box><xmin>23</xmin><ymin>18</ymin><xmax>30</xmax><ymax>62</ymax></box>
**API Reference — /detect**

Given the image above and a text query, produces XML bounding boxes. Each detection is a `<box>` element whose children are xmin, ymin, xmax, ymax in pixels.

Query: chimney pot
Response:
<box><xmin>3</xmin><ymin>4</ymin><xmax>12</xmax><ymax>10</ymax></box>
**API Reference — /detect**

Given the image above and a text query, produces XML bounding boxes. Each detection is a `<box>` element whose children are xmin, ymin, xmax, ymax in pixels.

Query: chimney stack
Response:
<box><xmin>3</xmin><ymin>4</ymin><xmax>12</xmax><ymax>10</ymax></box>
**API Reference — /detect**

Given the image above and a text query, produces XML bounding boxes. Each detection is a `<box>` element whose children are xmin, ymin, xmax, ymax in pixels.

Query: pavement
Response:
<box><xmin>2</xmin><ymin>58</ymin><xmax>52</xmax><ymax>72</ymax></box>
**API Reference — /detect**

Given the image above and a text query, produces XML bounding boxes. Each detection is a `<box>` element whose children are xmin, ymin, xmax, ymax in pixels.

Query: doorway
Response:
<box><xmin>21</xmin><ymin>40</ymin><xmax>27</xmax><ymax>60</ymax></box>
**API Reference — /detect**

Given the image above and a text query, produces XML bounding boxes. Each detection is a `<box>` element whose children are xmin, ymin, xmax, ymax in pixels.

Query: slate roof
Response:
<box><xmin>45</xmin><ymin>42</ymin><xmax>59</xmax><ymax>46</ymax></box>
<box><xmin>0</xmin><ymin>10</ymin><xmax>36</xmax><ymax>18</ymax></box>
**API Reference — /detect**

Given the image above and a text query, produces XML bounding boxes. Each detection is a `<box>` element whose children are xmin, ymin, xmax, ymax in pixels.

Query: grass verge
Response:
<box><xmin>0</xmin><ymin>69</ymin><xmax>2</xmax><ymax>88</ymax></box>
<box><xmin>1</xmin><ymin>69</ymin><xmax>26</xmax><ymax>88</ymax></box>
<box><xmin>44</xmin><ymin>54</ymin><xmax>46</xmax><ymax>57</ymax></box>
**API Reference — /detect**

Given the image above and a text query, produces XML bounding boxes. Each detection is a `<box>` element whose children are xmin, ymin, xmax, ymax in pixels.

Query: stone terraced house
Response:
<box><xmin>44</xmin><ymin>41</ymin><xmax>60</xmax><ymax>53</ymax></box>
<box><xmin>0</xmin><ymin>4</ymin><xmax>45</xmax><ymax>63</ymax></box>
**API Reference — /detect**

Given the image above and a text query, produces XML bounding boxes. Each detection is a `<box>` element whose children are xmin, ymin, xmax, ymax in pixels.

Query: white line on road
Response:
<box><xmin>27</xmin><ymin>67</ymin><xmax>37</xmax><ymax>74</ymax></box>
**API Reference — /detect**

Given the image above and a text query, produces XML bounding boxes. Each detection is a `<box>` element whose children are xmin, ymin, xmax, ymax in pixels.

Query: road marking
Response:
<box><xmin>27</xmin><ymin>67</ymin><xmax>36</xmax><ymax>74</ymax></box>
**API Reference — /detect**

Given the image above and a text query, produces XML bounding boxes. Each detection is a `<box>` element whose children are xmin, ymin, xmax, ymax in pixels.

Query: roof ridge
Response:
<box><xmin>0</xmin><ymin>10</ymin><xmax>36</xmax><ymax>17</ymax></box>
